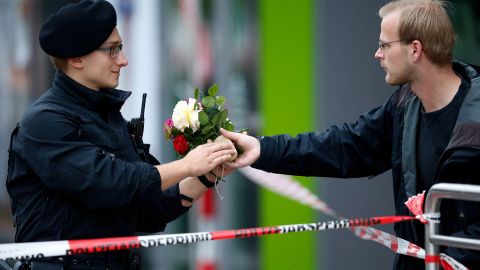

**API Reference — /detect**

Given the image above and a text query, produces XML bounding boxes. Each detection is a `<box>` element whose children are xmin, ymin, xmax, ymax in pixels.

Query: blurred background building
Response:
<box><xmin>0</xmin><ymin>0</ymin><xmax>478</xmax><ymax>269</ymax></box>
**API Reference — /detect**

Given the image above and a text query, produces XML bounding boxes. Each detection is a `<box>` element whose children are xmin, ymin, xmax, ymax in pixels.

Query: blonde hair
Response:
<box><xmin>379</xmin><ymin>0</ymin><xmax>456</xmax><ymax>67</ymax></box>
<box><xmin>50</xmin><ymin>56</ymin><xmax>69</xmax><ymax>72</ymax></box>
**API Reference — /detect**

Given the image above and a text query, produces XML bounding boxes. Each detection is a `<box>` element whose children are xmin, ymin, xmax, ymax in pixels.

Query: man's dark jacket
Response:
<box><xmin>6</xmin><ymin>72</ymin><xmax>190</xmax><ymax>269</ymax></box>
<box><xmin>252</xmin><ymin>61</ymin><xmax>480</xmax><ymax>270</ymax></box>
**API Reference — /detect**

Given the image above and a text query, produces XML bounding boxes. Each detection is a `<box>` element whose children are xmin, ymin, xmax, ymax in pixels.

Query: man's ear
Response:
<box><xmin>67</xmin><ymin>57</ymin><xmax>84</xmax><ymax>69</ymax></box>
<box><xmin>411</xmin><ymin>40</ymin><xmax>423</xmax><ymax>63</ymax></box>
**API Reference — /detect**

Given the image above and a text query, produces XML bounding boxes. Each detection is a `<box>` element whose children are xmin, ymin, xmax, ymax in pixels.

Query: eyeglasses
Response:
<box><xmin>97</xmin><ymin>44</ymin><xmax>123</xmax><ymax>59</ymax></box>
<box><xmin>378</xmin><ymin>39</ymin><xmax>407</xmax><ymax>51</ymax></box>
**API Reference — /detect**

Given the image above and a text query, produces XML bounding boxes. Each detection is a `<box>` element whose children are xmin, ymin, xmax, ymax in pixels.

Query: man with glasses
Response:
<box><xmin>6</xmin><ymin>1</ymin><xmax>236</xmax><ymax>269</ymax></box>
<box><xmin>221</xmin><ymin>0</ymin><xmax>480</xmax><ymax>269</ymax></box>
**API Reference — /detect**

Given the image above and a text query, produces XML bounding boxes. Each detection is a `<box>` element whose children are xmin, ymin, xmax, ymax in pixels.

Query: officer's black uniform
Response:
<box><xmin>6</xmin><ymin>1</ymin><xmax>191</xmax><ymax>269</ymax></box>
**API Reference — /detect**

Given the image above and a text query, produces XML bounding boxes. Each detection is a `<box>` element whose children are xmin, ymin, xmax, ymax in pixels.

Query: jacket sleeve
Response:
<box><xmin>135</xmin><ymin>183</ymin><xmax>191</xmax><ymax>232</ymax></box>
<box><xmin>130</xmin><ymin>138</ymin><xmax>190</xmax><ymax>232</ymax></box>
<box><xmin>438</xmin><ymin>150</ymin><xmax>480</xmax><ymax>269</ymax></box>
<box><xmin>444</xmin><ymin>223</ymin><xmax>480</xmax><ymax>269</ymax></box>
<box><xmin>19</xmin><ymin>106</ymin><xmax>163</xmax><ymax>210</ymax></box>
<box><xmin>252</xmin><ymin>92</ymin><xmax>398</xmax><ymax>178</ymax></box>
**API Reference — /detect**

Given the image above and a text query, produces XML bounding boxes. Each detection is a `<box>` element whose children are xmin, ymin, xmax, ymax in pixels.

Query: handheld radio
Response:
<box><xmin>127</xmin><ymin>93</ymin><xmax>147</xmax><ymax>144</ymax></box>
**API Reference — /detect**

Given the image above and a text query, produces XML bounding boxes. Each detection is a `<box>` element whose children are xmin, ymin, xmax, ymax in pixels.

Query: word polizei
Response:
<box><xmin>0</xmin><ymin>216</ymin><xmax>413</xmax><ymax>261</ymax></box>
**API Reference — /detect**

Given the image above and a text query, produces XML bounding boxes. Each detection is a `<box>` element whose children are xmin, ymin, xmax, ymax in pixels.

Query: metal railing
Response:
<box><xmin>424</xmin><ymin>183</ymin><xmax>480</xmax><ymax>270</ymax></box>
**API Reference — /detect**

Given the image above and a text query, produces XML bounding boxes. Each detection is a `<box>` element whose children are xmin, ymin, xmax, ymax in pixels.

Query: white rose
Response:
<box><xmin>172</xmin><ymin>98</ymin><xmax>201</xmax><ymax>132</ymax></box>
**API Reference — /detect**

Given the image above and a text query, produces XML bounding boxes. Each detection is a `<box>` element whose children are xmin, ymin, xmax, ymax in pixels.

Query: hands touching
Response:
<box><xmin>182</xmin><ymin>141</ymin><xmax>237</xmax><ymax>177</ymax></box>
<box><xmin>176</xmin><ymin>141</ymin><xmax>237</xmax><ymax>206</ymax></box>
<box><xmin>158</xmin><ymin>129</ymin><xmax>261</xmax><ymax>191</ymax></box>
<box><xmin>175</xmin><ymin>130</ymin><xmax>260</xmax><ymax>206</ymax></box>
<box><xmin>220</xmin><ymin>128</ymin><xmax>261</xmax><ymax>169</ymax></box>
<box><xmin>157</xmin><ymin>140</ymin><xmax>235</xmax><ymax>190</ymax></box>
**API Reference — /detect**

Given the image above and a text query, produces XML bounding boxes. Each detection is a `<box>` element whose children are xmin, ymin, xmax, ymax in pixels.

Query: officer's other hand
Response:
<box><xmin>183</xmin><ymin>141</ymin><xmax>236</xmax><ymax>177</ymax></box>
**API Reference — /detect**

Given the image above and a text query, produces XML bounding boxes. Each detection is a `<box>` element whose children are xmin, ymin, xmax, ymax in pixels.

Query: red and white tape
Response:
<box><xmin>0</xmin><ymin>167</ymin><xmax>470</xmax><ymax>270</ymax></box>
<box><xmin>0</xmin><ymin>216</ymin><xmax>413</xmax><ymax>261</ymax></box>
<box><xmin>353</xmin><ymin>226</ymin><xmax>468</xmax><ymax>270</ymax></box>
<box><xmin>351</xmin><ymin>226</ymin><xmax>424</xmax><ymax>259</ymax></box>
<box><xmin>239</xmin><ymin>166</ymin><xmax>470</xmax><ymax>269</ymax></box>
<box><xmin>239</xmin><ymin>167</ymin><xmax>338</xmax><ymax>217</ymax></box>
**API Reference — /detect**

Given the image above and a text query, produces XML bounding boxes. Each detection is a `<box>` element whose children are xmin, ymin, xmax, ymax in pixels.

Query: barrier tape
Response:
<box><xmin>239</xmin><ymin>167</ymin><xmax>338</xmax><ymax>217</ymax></box>
<box><xmin>0</xmin><ymin>167</ymin><xmax>470</xmax><ymax>269</ymax></box>
<box><xmin>350</xmin><ymin>226</ymin><xmax>469</xmax><ymax>269</ymax></box>
<box><xmin>0</xmin><ymin>216</ymin><xmax>414</xmax><ymax>260</ymax></box>
<box><xmin>351</xmin><ymin>226</ymin><xmax>424</xmax><ymax>258</ymax></box>
<box><xmin>439</xmin><ymin>254</ymin><xmax>469</xmax><ymax>270</ymax></box>
<box><xmin>239</xmin><ymin>167</ymin><xmax>470</xmax><ymax>269</ymax></box>
<box><xmin>425</xmin><ymin>255</ymin><xmax>441</xmax><ymax>263</ymax></box>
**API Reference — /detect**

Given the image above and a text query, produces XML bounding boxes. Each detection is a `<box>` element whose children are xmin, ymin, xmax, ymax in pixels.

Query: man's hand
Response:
<box><xmin>220</xmin><ymin>128</ymin><xmax>261</xmax><ymax>169</ymax></box>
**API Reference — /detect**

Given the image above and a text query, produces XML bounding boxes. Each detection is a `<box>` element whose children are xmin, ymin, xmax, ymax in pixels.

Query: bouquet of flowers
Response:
<box><xmin>164</xmin><ymin>84</ymin><xmax>248</xmax><ymax>160</ymax></box>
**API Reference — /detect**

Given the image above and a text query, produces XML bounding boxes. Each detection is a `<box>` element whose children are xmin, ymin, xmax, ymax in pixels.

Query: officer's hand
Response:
<box><xmin>182</xmin><ymin>141</ymin><xmax>236</xmax><ymax>177</ymax></box>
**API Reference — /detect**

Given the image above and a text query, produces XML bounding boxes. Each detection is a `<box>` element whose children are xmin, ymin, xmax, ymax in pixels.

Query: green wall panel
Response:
<box><xmin>259</xmin><ymin>0</ymin><xmax>317</xmax><ymax>269</ymax></box>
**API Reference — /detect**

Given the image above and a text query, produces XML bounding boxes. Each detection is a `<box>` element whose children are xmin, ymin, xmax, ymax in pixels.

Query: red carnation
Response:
<box><xmin>173</xmin><ymin>135</ymin><xmax>189</xmax><ymax>155</ymax></box>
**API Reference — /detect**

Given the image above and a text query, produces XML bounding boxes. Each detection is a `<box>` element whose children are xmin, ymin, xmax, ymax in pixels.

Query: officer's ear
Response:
<box><xmin>67</xmin><ymin>57</ymin><xmax>84</xmax><ymax>69</ymax></box>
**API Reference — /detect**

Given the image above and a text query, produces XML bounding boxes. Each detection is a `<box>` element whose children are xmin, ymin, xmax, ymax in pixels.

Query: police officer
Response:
<box><xmin>6</xmin><ymin>1</ymin><xmax>236</xmax><ymax>269</ymax></box>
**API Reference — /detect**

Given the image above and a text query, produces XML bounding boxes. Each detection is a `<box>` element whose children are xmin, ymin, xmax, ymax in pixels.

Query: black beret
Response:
<box><xmin>39</xmin><ymin>0</ymin><xmax>117</xmax><ymax>58</ymax></box>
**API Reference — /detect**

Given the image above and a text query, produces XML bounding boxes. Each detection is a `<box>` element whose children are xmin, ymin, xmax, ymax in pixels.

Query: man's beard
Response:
<box><xmin>385</xmin><ymin>62</ymin><xmax>414</xmax><ymax>86</ymax></box>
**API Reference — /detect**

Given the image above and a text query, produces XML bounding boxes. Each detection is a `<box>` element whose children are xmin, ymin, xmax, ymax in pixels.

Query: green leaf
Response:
<box><xmin>164</xmin><ymin>128</ymin><xmax>173</xmax><ymax>140</ymax></box>
<box><xmin>194</xmin><ymin>136</ymin><xmax>204</xmax><ymax>145</ymax></box>
<box><xmin>198</xmin><ymin>111</ymin><xmax>209</xmax><ymax>125</ymax></box>
<box><xmin>236</xmin><ymin>128</ymin><xmax>250</xmax><ymax>133</ymax></box>
<box><xmin>207</xmin><ymin>107</ymin><xmax>220</xmax><ymax>120</ymax></box>
<box><xmin>235</xmin><ymin>144</ymin><xmax>245</xmax><ymax>155</ymax></box>
<box><xmin>172</xmin><ymin>130</ymin><xmax>183</xmax><ymax>136</ymax></box>
<box><xmin>215</xmin><ymin>95</ymin><xmax>226</xmax><ymax>106</ymax></box>
<box><xmin>221</xmin><ymin>121</ymin><xmax>234</xmax><ymax>131</ymax></box>
<box><xmin>208</xmin><ymin>84</ymin><xmax>219</xmax><ymax>96</ymax></box>
<box><xmin>164</xmin><ymin>124</ymin><xmax>172</xmax><ymax>140</ymax></box>
<box><xmin>184</xmin><ymin>128</ymin><xmax>194</xmax><ymax>136</ymax></box>
<box><xmin>202</xmin><ymin>96</ymin><xmax>215</xmax><ymax>108</ymax></box>
<box><xmin>212</xmin><ymin>109</ymin><xmax>227</xmax><ymax>126</ymax></box>
<box><xmin>201</xmin><ymin>124</ymin><xmax>213</xmax><ymax>134</ymax></box>
<box><xmin>194</xmin><ymin>88</ymin><xmax>199</xmax><ymax>99</ymax></box>
<box><xmin>202</xmin><ymin>131</ymin><xmax>216</xmax><ymax>142</ymax></box>
<box><xmin>183</xmin><ymin>134</ymin><xmax>193</xmax><ymax>142</ymax></box>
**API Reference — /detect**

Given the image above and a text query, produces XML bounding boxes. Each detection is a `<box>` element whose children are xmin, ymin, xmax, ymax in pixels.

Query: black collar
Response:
<box><xmin>53</xmin><ymin>71</ymin><xmax>132</xmax><ymax>112</ymax></box>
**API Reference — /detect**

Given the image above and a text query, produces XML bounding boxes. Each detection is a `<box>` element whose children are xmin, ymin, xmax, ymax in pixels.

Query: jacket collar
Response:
<box><xmin>453</xmin><ymin>60</ymin><xmax>480</xmax><ymax>85</ymax></box>
<box><xmin>444</xmin><ymin>61</ymin><xmax>480</xmax><ymax>151</ymax></box>
<box><xmin>452</xmin><ymin>61</ymin><xmax>480</xmax><ymax>127</ymax></box>
<box><xmin>52</xmin><ymin>71</ymin><xmax>132</xmax><ymax>112</ymax></box>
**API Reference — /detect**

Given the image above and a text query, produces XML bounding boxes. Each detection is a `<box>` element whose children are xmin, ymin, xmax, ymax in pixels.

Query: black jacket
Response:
<box><xmin>6</xmin><ymin>72</ymin><xmax>189</xmax><ymax>269</ymax></box>
<box><xmin>252</xmin><ymin>61</ymin><xmax>480</xmax><ymax>270</ymax></box>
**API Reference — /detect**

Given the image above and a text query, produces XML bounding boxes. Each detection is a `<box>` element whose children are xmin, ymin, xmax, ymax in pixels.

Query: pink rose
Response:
<box><xmin>164</xmin><ymin>119</ymin><xmax>174</xmax><ymax>139</ymax></box>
